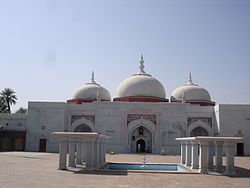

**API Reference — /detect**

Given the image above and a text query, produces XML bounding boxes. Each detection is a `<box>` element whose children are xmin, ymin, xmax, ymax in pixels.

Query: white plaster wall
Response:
<box><xmin>216</xmin><ymin>104</ymin><xmax>250</xmax><ymax>155</ymax></box>
<box><xmin>23</xmin><ymin>101</ymin><xmax>215</xmax><ymax>155</ymax></box>
<box><xmin>65</xmin><ymin>101</ymin><xmax>214</xmax><ymax>154</ymax></box>
<box><xmin>0</xmin><ymin>114</ymin><xmax>27</xmax><ymax>129</ymax></box>
<box><xmin>25</xmin><ymin>102</ymin><xmax>66</xmax><ymax>152</ymax></box>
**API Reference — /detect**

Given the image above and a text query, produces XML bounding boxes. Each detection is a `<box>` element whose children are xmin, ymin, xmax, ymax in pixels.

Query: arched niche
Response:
<box><xmin>190</xmin><ymin>126</ymin><xmax>209</xmax><ymax>136</ymax></box>
<box><xmin>128</xmin><ymin>118</ymin><xmax>155</xmax><ymax>153</ymax></box>
<box><xmin>74</xmin><ymin>124</ymin><xmax>92</xmax><ymax>132</ymax></box>
<box><xmin>187</xmin><ymin>120</ymin><xmax>213</xmax><ymax>136</ymax></box>
<box><xmin>70</xmin><ymin>117</ymin><xmax>94</xmax><ymax>132</ymax></box>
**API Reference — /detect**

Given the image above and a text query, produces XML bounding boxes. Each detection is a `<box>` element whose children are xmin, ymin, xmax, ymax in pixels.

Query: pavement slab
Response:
<box><xmin>0</xmin><ymin>152</ymin><xmax>250</xmax><ymax>188</ymax></box>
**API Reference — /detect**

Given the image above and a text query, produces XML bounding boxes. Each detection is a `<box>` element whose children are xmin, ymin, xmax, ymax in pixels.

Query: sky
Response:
<box><xmin>0</xmin><ymin>0</ymin><xmax>249</xmax><ymax>112</ymax></box>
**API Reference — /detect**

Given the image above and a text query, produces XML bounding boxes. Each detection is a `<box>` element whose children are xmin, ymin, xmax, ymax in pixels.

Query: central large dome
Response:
<box><xmin>115</xmin><ymin>56</ymin><xmax>166</xmax><ymax>101</ymax></box>
<box><xmin>117</xmin><ymin>74</ymin><xmax>166</xmax><ymax>98</ymax></box>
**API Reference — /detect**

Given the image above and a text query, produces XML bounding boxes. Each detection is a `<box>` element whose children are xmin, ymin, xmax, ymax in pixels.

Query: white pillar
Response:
<box><xmin>208</xmin><ymin>141</ymin><xmax>214</xmax><ymax>169</ymax></box>
<box><xmin>185</xmin><ymin>141</ymin><xmax>192</xmax><ymax>166</ymax></box>
<box><xmin>92</xmin><ymin>138</ymin><xmax>99</xmax><ymax>168</ymax></box>
<box><xmin>191</xmin><ymin>141</ymin><xmax>199</xmax><ymax>169</ymax></box>
<box><xmin>103</xmin><ymin>140</ymin><xmax>107</xmax><ymax>162</ymax></box>
<box><xmin>85</xmin><ymin>138</ymin><xmax>95</xmax><ymax>170</ymax></box>
<box><xmin>99</xmin><ymin>138</ymin><xmax>104</xmax><ymax>165</ymax></box>
<box><xmin>59</xmin><ymin>139</ymin><xmax>68</xmax><ymax>170</ymax></box>
<box><xmin>81</xmin><ymin>141</ymin><xmax>87</xmax><ymax>164</ymax></box>
<box><xmin>224</xmin><ymin>141</ymin><xmax>236</xmax><ymax>175</ymax></box>
<box><xmin>214</xmin><ymin>141</ymin><xmax>223</xmax><ymax>172</ymax></box>
<box><xmin>199</xmin><ymin>140</ymin><xmax>209</xmax><ymax>174</ymax></box>
<box><xmin>68</xmin><ymin>140</ymin><xmax>76</xmax><ymax>167</ymax></box>
<box><xmin>76</xmin><ymin>142</ymin><xmax>82</xmax><ymax>165</ymax></box>
<box><xmin>180</xmin><ymin>141</ymin><xmax>186</xmax><ymax>165</ymax></box>
<box><xmin>96</xmin><ymin>138</ymin><xmax>101</xmax><ymax>167</ymax></box>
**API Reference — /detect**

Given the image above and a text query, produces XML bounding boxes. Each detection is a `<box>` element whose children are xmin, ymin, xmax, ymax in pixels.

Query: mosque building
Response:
<box><xmin>0</xmin><ymin>56</ymin><xmax>249</xmax><ymax>155</ymax></box>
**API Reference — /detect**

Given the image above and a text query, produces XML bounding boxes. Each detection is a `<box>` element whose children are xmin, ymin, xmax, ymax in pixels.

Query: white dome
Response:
<box><xmin>117</xmin><ymin>74</ymin><xmax>166</xmax><ymax>98</ymax></box>
<box><xmin>72</xmin><ymin>83</ymin><xmax>111</xmax><ymax>101</ymax></box>
<box><xmin>116</xmin><ymin>55</ymin><xmax>166</xmax><ymax>99</ymax></box>
<box><xmin>171</xmin><ymin>85</ymin><xmax>211</xmax><ymax>101</ymax></box>
<box><xmin>171</xmin><ymin>73</ymin><xmax>211</xmax><ymax>101</ymax></box>
<box><xmin>72</xmin><ymin>72</ymin><xmax>111</xmax><ymax>101</ymax></box>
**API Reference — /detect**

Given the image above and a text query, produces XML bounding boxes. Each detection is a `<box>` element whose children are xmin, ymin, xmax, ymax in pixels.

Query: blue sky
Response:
<box><xmin>0</xmin><ymin>0</ymin><xmax>249</xmax><ymax>111</ymax></box>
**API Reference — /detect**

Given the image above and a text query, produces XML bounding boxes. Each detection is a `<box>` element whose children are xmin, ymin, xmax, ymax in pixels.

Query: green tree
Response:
<box><xmin>0</xmin><ymin>88</ymin><xmax>17</xmax><ymax>113</ymax></box>
<box><xmin>15</xmin><ymin>107</ymin><xmax>27</xmax><ymax>114</ymax></box>
<box><xmin>0</xmin><ymin>98</ymin><xmax>8</xmax><ymax>113</ymax></box>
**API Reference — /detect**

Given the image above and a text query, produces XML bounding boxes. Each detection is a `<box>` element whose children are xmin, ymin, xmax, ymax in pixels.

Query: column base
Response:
<box><xmin>191</xmin><ymin>165</ymin><xmax>199</xmax><ymax>169</ymax></box>
<box><xmin>199</xmin><ymin>168</ymin><xmax>208</xmax><ymax>174</ymax></box>
<box><xmin>224</xmin><ymin>168</ymin><xmax>236</xmax><ymax>176</ymax></box>
<box><xmin>58</xmin><ymin>166</ymin><xmax>67</xmax><ymax>170</ymax></box>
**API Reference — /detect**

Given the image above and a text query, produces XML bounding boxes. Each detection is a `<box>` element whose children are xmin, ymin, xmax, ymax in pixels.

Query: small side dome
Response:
<box><xmin>68</xmin><ymin>72</ymin><xmax>111</xmax><ymax>104</ymax></box>
<box><xmin>171</xmin><ymin>73</ymin><xmax>214</xmax><ymax>106</ymax></box>
<box><xmin>114</xmin><ymin>55</ymin><xmax>167</xmax><ymax>102</ymax></box>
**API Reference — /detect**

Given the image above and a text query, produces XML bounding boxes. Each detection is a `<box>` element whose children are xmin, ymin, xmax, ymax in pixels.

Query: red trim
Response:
<box><xmin>171</xmin><ymin>99</ymin><xmax>215</xmax><ymax>106</ymax></box>
<box><xmin>113</xmin><ymin>96</ymin><xmax>169</xmax><ymax>102</ymax></box>
<box><xmin>67</xmin><ymin>98</ymin><xmax>110</xmax><ymax>104</ymax></box>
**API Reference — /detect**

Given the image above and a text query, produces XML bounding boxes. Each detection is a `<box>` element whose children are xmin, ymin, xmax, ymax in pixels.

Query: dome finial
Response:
<box><xmin>188</xmin><ymin>72</ymin><xmax>192</xmax><ymax>83</ymax></box>
<box><xmin>187</xmin><ymin>72</ymin><xmax>194</xmax><ymax>85</ymax></box>
<box><xmin>139</xmin><ymin>54</ymin><xmax>146</xmax><ymax>74</ymax></box>
<box><xmin>91</xmin><ymin>71</ymin><xmax>96</xmax><ymax>84</ymax></box>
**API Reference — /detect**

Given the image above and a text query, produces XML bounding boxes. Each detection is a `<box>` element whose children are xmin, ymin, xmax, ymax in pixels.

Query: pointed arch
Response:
<box><xmin>128</xmin><ymin>118</ymin><xmax>155</xmax><ymax>153</ymax></box>
<box><xmin>70</xmin><ymin>117</ymin><xmax>94</xmax><ymax>132</ymax></box>
<box><xmin>187</xmin><ymin>120</ymin><xmax>213</xmax><ymax>136</ymax></box>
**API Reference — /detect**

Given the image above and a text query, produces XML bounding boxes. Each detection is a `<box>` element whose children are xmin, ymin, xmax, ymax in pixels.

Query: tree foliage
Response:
<box><xmin>0</xmin><ymin>88</ymin><xmax>17</xmax><ymax>113</ymax></box>
<box><xmin>15</xmin><ymin>107</ymin><xmax>27</xmax><ymax>114</ymax></box>
<box><xmin>0</xmin><ymin>99</ymin><xmax>8</xmax><ymax>113</ymax></box>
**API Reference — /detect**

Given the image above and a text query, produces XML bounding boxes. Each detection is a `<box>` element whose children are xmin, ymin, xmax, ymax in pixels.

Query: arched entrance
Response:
<box><xmin>130</xmin><ymin>125</ymin><xmax>152</xmax><ymax>153</ymax></box>
<box><xmin>74</xmin><ymin>124</ymin><xmax>92</xmax><ymax>132</ymax></box>
<box><xmin>190</xmin><ymin>127</ymin><xmax>209</xmax><ymax>136</ymax></box>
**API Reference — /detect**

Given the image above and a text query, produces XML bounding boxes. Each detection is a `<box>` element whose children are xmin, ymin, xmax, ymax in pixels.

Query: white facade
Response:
<box><xmin>1</xmin><ymin>57</ymin><xmax>249</xmax><ymax>155</ymax></box>
<box><xmin>5</xmin><ymin>101</ymin><xmax>244</xmax><ymax>155</ymax></box>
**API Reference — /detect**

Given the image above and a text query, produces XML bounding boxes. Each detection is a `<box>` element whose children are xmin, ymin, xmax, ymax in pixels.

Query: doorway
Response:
<box><xmin>237</xmin><ymin>143</ymin><xmax>244</xmax><ymax>156</ymax></box>
<box><xmin>136</xmin><ymin>139</ymin><xmax>146</xmax><ymax>153</ymax></box>
<box><xmin>39</xmin><ymin>138</ymin><xmax>47</xmax><ymax>152</ymax></box>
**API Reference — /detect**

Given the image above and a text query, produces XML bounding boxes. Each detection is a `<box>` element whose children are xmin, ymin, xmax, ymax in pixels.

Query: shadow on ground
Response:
<box><xmin>229</xmin><ymin>166</ymin><xmax>250</xmax><ymax>178</ymax></box>
<box><xmin>72</xmin><ymin>170</ymin><xmax>128</xmax><ymax>176</ymax></box>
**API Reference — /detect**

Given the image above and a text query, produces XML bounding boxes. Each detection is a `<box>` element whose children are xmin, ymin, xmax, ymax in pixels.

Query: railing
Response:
<box><xmin>0</xmin><ymin>124</ymin><xmax>26</xmax><ymax>131</ymax></box>
<box><xmin>0</xmin><ymin>113</ymin><xmax>27</xmax><ymax>118</ymax></box>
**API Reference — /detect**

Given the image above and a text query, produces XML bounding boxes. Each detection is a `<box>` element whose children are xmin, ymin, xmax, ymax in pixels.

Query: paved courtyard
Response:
<box><xmin>0</xmin><ymin>152</ymin><xmax>250</xmax><ymax>188</ymax></box>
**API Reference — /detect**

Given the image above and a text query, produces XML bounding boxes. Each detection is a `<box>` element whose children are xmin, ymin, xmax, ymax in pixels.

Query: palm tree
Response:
<box><xmin>0</xmin><ymin>98</ymin><xmax>8</xmax><ymax>113</ymax></box>
<box><xmin>0</xmin><ymin>88</ymin><xmax>17</xmax><ymax>113</ymax></box>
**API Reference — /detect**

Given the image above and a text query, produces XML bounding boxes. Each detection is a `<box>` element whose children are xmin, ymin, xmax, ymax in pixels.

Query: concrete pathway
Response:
<box><xmin>0</xmin><ymin>152</ymin><xmax>250</xmax><ymax>188</ymax></box>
